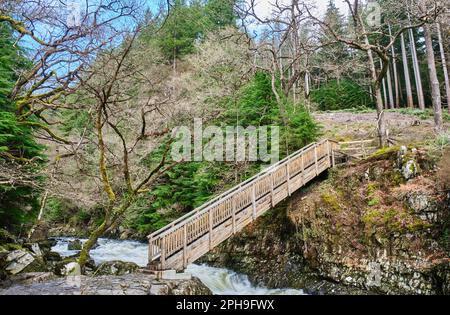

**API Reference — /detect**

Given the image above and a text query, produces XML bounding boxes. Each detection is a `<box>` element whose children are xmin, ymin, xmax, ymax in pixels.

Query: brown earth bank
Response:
<box><xmin>200</xmin><ymin>146</ymin><xmax>450</xmax><ymax>295</ymax></box>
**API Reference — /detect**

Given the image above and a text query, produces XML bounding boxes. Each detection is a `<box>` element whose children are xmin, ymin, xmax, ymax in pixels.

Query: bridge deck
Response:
<box><xmin>147</xmin><ymin>139</ymin><xmax>340</xmax><ymax>271</ymax></box>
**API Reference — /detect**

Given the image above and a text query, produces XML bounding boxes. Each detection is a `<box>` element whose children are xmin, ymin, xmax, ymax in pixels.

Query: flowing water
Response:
<box><xmin>51</xmin><ymin>237</ymin><xmax>304</xmax><ymax>295</ymax></box>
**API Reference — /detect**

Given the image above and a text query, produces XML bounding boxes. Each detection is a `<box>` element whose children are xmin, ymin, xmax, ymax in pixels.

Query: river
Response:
<box><xmin>51</xmin><ymin>237</ymin><xmax>304</xmax><ymax>295</ymax></box>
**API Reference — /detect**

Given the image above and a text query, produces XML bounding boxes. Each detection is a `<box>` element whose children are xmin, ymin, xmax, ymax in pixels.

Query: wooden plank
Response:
<box><xmin>339</xmin><ymin>139</ymin><xmax>374</xmax><ymax>145</ymax></box>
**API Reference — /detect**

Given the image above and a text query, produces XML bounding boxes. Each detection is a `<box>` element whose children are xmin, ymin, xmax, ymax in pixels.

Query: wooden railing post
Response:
<box><xmin>331</xmin><ymin>142</ymin><xmax>336</xmax><ymax>167</ymax></box>
<box><xmin>252</xmin><ymin>184</ymin><xmax>256</xmax><ymax>220</ymax></box>
<box><xmin>148</xmin><ymin>237</ymin><xmax>153</xmax><ymax>266</ymax></box>
<box><xmin>183</xmin><ymin>224</ymin><xmax>187</xmax><ymax>268</ymax></box>
<box><xmin>286</xmin><ymin>161</ymin><xmax>291</xmax><ymax>196</ymax></box>
<box><xmin>161</xmin><ymin>235</ymin><xmax>166</xmax><ymax>270</ymax></box>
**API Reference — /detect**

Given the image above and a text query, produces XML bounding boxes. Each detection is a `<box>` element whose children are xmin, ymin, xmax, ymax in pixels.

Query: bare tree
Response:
<box><xmin>422</xmin><ymin>17</ymin><xmax>443</xmax><ymax>132</ymax></box>
<box><xmin>388</xmin><ymin>24</ymin><xmax>401</xmax><ymax>108</ymax></box>
<box><xmin>409</xmin><ymin>27</ymin><xmax>425</xmax><ymax>109</ymax></box>
<box><xmin>401</xmin><ymin>31</ymin><xmax>414</xmax><ymax>108</ymax></box>
<box><xmin>436</xmin><ymin>22</ymin><xmax>450</xmax><ymax>113</ymax></box>
<box><xmin>74</xmin><ymin>29</ymin><xmax>179</xmax><ymax>267</ymax></box>
<box><xmin>305</xmin><ymin>0</ymin><xmax>444</xmax><ymax>145</ymax></box>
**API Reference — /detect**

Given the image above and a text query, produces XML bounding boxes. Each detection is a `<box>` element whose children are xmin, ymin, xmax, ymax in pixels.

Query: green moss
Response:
<box><xmin>3</xmin><ymin>243</ymin><xmax>24</xmax><ymax>251</ymax></box>
<box><xmin>367</xmin><ymin>182</ymin><xmax>378</xmax><ymax>196</ymax></box>
<box><xmin>362</xmin><ymin>206</ymin><xmax>432</xmax><ymax>237</ymax></box>
<box><xmin>368</xmin><ymin>198</ymin><xmax>380</xmax><ymax>207</ymax></box>
<box><xmin>406</xmin><ymin>217</ymin><xmax>432</xmax><ymax>232</ymax></box>
<box><xmin>321</xmin><ymin>192</ymin><xmax>342</xmax><ymax>213</ymax></box>
<box><xmin>369</xmin><ymin>146</ymin><xmax>401</xmax><ymax>160</ymax></box>
<box><xmin>390</xmin><ymin>171</ymin><xmax>406</xmax><ymax>186</ymax></box>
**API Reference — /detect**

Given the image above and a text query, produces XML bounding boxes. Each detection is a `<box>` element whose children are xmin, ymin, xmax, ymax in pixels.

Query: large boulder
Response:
<box><xmin>3</xmin><ymin>249</ymin><xmax>47</xmax><ymax>275</ymax></box>
<box><xmin>62</xmin><ymin>262</ymin><xmax>81</xmax><ymax>276</ymax></box>
<box><xmin>4</xmin><ymin>250</ymin><xmax>35</xmax><ymax>275</ymax></box>
<box><xmin>94</xmin><ymin>261</ymin><xmax>139</xmax><ymax>276</ymax></box>
<box><xmin>68</xmin><ymin>239</ymin><xmax>82</xmax><ymax>251</ymax></box>
<box><xmin>28</xmin><ymin>223</ymin><xmax>49</xmax><ymax>242</ymax></box>
<box><xmin>402</xmin><ymin>160</ymin><xmax>419</xmax><ymax>180</ymax></box>
<box><xmin>54</xmin><ymin>256</ymin><xmax>94</xmax><ymax>276</ymax></box>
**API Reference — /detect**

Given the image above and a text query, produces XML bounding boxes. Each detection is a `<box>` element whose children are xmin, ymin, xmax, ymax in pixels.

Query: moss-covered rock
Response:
<box><xmin>94</xmin><ymin>261</ymin><xmax>139</xmax><ymax>276</ymax></box>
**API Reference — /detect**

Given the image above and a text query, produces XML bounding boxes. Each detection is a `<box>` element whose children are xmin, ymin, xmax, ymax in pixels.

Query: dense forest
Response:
<box><xmin>0</xmin><ymin>0</ymin><xmax>449</xmax><ymax>296</ymax></box>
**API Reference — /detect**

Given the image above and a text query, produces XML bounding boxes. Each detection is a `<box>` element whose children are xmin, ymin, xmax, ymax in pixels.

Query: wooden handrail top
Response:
<box><xmin>339</xmin><ymin>139</ymin><xmax>375</xmax><ymax>145</ymax></box>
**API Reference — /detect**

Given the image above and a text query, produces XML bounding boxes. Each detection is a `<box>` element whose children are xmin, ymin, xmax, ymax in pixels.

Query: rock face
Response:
<box><xmin>0</xmin><ymin>273</ymin><xmax>212</xmax><ymax>295</ymax></box>
<box><xmin>203</xmin><ymin>147</ymin><xmax>450</xmax><ymax>295</ymax></box>
<box><xmin>0</xmin><ymin>241</ymin><xmax>66</xmax><ymax>281</ymax></box>
<box><xmin>94</xmin><ymin>261</ymin><xmax>139</xmax><ymax>276</ymax></box>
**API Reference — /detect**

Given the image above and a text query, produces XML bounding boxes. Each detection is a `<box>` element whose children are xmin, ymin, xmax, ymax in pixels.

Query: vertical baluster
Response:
<box><xmin>301</xmin><ymin>151</ymin><xmax>305</xmax><ymax>186</ymax></box>
<box><xmin>252</xmin><ymin>184</ymin><xmax>256</xmax><ymax>220</ymax></box>
<box><xmin>183</xmin><ymin>224</ymin><xmax>187</xmax><ymax>268</ymax></box>
<box><xmin>232</xmin><ymin>196</ymin><xmax>236</xmax><ymax>234</ymax></box>
<box><xmin>209</xmin><ymin>209</ymin><xmax>213</xmax><ymax>250</ymax></box>
<box><xmin>286</xmin><ymin>160</ymin><xmax>291</xmax><ymax>196</ymax></box>
<box><xmin>270</xmin><ymin>172</ymin><xmax>274</xmax><ymax>207</ymax></box>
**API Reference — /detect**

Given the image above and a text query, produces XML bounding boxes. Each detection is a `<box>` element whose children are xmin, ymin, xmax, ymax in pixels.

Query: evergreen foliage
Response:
<box><xmin>311</xmin><ymin>79</ymin><xmax>375</xmax><ymax>110</ymax></box>
<box><xmin>151</xmin><ymin>0</ymin><xmax>236</xmax><ymax>62</ymax></box>
<box><xmin>0</xmin><ymin>23</ymin><xmax>44</xmax><ymax>232</ymax></box>
<box><xmin>135</xmin><ymin>71</ymin><xmax>320</xmax><ymax>233</ymax></box>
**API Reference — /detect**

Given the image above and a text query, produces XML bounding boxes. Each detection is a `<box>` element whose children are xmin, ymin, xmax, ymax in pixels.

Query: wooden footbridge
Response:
<box><xmin>147</xmin><ymin>138</ymin><xmax>371</xmax><ymax>271</ymax></box>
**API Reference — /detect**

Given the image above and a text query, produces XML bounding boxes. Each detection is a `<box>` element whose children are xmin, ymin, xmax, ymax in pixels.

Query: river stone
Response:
<box><xmin>94</xmin><ymin>261</ymin><xmax>139</xmax><ymax>276</ymax></box>
<box><xmin>68</xmin><ymin>239</ymin><xmax>82</xmax><ymax>251</ymax></box>
<box><xmin>30</xmin><ymin>244</ymin><xmax>43</xmax><ymax>257</ymax></box>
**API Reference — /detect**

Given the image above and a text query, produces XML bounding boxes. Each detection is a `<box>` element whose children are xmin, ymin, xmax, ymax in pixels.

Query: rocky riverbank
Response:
<box><xmin>201</xmin><ymin>146</ymin><xmax>450</xmax><ymax>295</ymax></box>
<box><xmin>0</xmin><ymin>273</ymin><xmax>211</xmax><ymax>295</ymax></box>
<box><xmin>0</xmin><ymin>237</ymin><xmax>211</xmax><ymax>295</ymax></box>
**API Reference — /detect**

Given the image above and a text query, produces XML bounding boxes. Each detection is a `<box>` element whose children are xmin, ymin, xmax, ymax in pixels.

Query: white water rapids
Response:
<box><xmin>51</xmin><ymin>237</ymin><xmax>305</xmax><ymax>295</ymax></box>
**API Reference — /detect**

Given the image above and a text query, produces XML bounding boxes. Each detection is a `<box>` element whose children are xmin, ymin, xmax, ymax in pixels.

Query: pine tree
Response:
<box><xmin>0</xmin><ymin>23</ymin><xmax>44</xmax><ymax>232</ymax></box>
